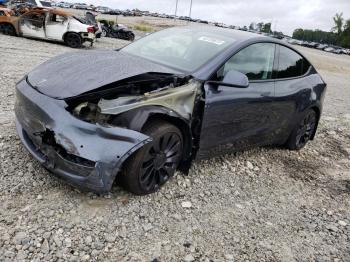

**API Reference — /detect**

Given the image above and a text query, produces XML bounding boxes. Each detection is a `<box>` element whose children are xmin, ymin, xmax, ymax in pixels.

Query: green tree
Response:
<box><xmin>256</xmin><ymin>22</ymin><xmax>264</xmax><ymax>32</ymax></box>
<box><xmin>262</xmin><ymin>23</ymin><xmax>272</xmax><ymax>33</ymax></box>
<box><xmin>332</xmin><ymin>13</ymin><xmax>344</xmax><ymax>35</ymax></box>
<box><xmin>339</xmin><ymin>19</ymin><xmax>350</xmax><ymax>48</ymax></box>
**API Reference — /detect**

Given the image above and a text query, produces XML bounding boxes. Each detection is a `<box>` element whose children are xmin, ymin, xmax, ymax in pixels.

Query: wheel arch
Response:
<box><xmin>108</xmin><ymin>105</ymin><xmax>194</xmax><ymax>167</ymax></box>
<box><xmin>309</xmin><ymin>105</ymin><xmax>321</xmax><ymax>140</ymax></box>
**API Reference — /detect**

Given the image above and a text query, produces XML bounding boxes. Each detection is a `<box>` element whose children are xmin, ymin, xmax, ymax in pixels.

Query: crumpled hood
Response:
<box><xmin>27</xmin><ymin>50</ymin><xmax>180</xmax><ymax>99</ymax></box>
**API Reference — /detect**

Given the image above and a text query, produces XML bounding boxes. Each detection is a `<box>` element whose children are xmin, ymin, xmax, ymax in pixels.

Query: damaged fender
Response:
<box><xmin>99</xmin><ymin>80</ymin><xmax>201</xmax><ymax>120</ymax></box>
<box><xmin>98</xmin><ymin>80</ymin><xmax>203</xmax><ymax>161</ymax></box>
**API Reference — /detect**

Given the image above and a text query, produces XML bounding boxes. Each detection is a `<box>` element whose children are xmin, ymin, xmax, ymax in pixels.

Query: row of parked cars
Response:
<box><xmin>287</xmin><ymin>39</ymin><xmax>350</xmax><ymax>55</ymax></box>
<box><xmin>53</xmin><ymin>2</ymin><xmax>211</xmax><ymax>23</ymax></box>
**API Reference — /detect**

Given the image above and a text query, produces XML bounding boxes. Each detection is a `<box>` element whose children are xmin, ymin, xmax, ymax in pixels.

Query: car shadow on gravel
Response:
<box><xmin>277</xmin><ymin>132</ymin><xmax>350</xmax><ymax>196</ymax></box>
<box><xmin>19</xmin><ymin>36</ymin><xmax>96</xmax><ymax>50</ymax></box>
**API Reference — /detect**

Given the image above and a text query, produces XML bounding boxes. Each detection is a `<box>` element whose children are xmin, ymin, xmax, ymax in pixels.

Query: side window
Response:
<box><xmin>277</xmin><ymin>45</ymin><xmax>310</xmax><ymax>79</ymax></box>
<box><xmin>22</xmin><ymin>13</ymin><xmax>45</xmax><ymax>28</ymax></box>
<box><xmin>48</xmin><ymin>13</ymin><xmax>67</xmax><ymax>24</ymax></box>
<box><xmin>219</xmin><ymin>43</ymin><xmax>276</xmax><ymax>81</ymax></box>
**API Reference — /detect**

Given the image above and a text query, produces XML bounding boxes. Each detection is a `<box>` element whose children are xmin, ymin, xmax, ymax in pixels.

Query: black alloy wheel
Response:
<box><xmin>121</xmin><ymin>120</ymin><xmax>183</xmax><ymax>195</ymax></box>
<box><xmin>287</xmin><ymin>110</ymin><xmax>317</xmax><ymax>150</ymax></box>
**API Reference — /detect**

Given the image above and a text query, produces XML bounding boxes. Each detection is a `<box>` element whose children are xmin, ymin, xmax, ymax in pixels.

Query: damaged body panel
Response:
<box><xmin>0</xmin><ymin>7</ymin><xmax>19</xmax><ymax>35</ymax></box>
<box><xmin>27</xmin><ymin>50</ymin><xmax>181</xmax><ymax>99</ymax></box>
<box><xmin>15</xmin><ymin>26</ymin><xmax>326</xmax><ymax>194</ymax></box>
<box><xmin>98</xmin><ymin>80</ymin><xmax>201</xmax><ymax>120</ymax></box>
<box><xmin>15</xmin><ymin>79</ymin><xmax>151</xmax><ymax>193</ymax></box>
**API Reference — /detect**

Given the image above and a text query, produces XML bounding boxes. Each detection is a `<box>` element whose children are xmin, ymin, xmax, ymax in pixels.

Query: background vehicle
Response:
<box><xmin>95</xmin><ymin>6</ymin><xmax>111</xmax><ymax>14</ymax></box>
<box><xmin>101</xmin><ymin>22</ymin><xmax>135</xmax><ymax>41</ymax></box>
<box><xmin>0</xmin><ymin>7</ymin><xmax>18</xmax><ymax>35</ymax></box>
<box><xmin>0</xmin><ymin>7</ymin><xmax>96</xmax><ymax>47</ymax></box>
<box><xmin>84</xmin><ymin>11</ymin><xmax>102</xmax><ymax>38</ymax></box>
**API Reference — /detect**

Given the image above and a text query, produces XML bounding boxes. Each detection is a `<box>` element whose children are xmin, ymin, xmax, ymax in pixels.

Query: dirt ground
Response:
<box><xmin>0</xmin><ymin>27</ymin><xmax>349</xmax><ymax>262</ymax></box>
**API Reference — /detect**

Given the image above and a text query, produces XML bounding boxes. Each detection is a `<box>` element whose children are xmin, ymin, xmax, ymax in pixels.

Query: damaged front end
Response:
<box><xmin>15</xmin><ymin>72</ymin><xmax>203</xmax><ymax>193</ymax></box>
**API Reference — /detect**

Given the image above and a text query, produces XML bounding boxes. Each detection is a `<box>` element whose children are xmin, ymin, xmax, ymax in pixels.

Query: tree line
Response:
<box><xmin>292</xmin><ymin>13</ymin><xmax>350</xmax><ymax>48</ymax></box>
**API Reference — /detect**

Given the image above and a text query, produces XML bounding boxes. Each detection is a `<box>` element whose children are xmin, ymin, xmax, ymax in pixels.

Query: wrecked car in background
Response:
<box><xmin>0</xmin><ymin>7</ymin><xmax>18</xmax><ymax>35</ymax></box>
<box><xmin>15</xmin><ymin>26</ymin><xmax>327</xmax><ymax>195</ymax></box>
<box><xmin>101</xmin><ymin>21</ymin><xmax>135</xmax><ymax>41</ymax></box>
<box><xmin>0</xmin><ymin>7</ymin><xmax>95</xmax><ymax>47</ymax></box>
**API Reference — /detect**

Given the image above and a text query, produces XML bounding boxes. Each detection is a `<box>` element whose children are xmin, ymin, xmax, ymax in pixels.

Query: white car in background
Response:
<box><xmin>17</xmin><ymin>7</ymin><xmax>96</xmax><ymax>47</ymax></box>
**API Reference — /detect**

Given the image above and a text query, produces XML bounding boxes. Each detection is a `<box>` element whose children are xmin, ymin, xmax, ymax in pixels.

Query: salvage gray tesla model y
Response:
<box><xmin>15</xmin><ymin>26</ymin><xmax>327</xmax><ymax>195</ymax></box>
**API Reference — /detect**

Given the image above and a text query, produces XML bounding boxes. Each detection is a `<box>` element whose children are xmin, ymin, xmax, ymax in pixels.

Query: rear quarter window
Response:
<box><xmin>277</xmin><ymin>45</ymin><xmax>310</xmax><ymax>79</ymax></box>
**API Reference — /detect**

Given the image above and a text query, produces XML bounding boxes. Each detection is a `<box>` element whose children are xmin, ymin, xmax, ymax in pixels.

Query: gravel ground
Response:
<box><xmin>0</xmin><ymin>33</ymin><xmax>350</xmax><ymax>262</ymax></box>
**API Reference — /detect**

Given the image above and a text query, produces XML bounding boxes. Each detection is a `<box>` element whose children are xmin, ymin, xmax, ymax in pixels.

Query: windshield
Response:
<box><xmin>121</xmin><ymin>27</ymin><xmax>236</xmax><ymax>72</ymax></box>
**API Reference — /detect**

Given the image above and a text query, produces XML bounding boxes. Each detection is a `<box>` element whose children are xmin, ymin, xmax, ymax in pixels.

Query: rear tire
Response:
<box><xmin>64</xmin><ymin>33</ymin><xmax>82</xmax><ymax>48</ymax></box>
<box><xmin>121</xmin><ymin>120</ymin><xmax>183</xmax><ymax>195</ymax></box>
<box><xmin>286</xmin><ymin>109</ymin><xmax>317</xmax><ymax>150</ymax></box>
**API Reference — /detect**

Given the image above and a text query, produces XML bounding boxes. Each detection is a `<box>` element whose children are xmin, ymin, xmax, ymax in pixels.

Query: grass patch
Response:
<box><xmin>134</xmin><ymin>24</ymin><xmax>153</xmax><ymax>32</ymax></box>
<box><xmin>97</xmin><ymin>19</ymin><xmax>115</xmax><ymax>26</ymax></box>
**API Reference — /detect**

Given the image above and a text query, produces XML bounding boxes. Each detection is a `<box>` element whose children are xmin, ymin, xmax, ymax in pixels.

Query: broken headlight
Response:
<box><xmin>72</xmin><ymin>102</ymin><xmax>109</xmax><ymax>125</ymax></box>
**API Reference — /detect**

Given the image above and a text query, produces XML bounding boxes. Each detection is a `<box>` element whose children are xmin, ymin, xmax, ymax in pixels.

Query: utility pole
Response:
<box><xmin>189</xmin><ymin>0</ymin><xmax>193</xmax><ymax>19</ymax></box>
<box><xmin>174</xmin><ymin>0</ymin><xmax>179</xmax><ymax>23</ymax></box>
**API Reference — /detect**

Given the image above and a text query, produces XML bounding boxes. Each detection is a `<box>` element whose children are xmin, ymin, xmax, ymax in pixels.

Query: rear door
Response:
<box><xmin>19</xmin><ymin>11</ymin><xmax>45</xmax><ymax>39</ymax></box>
<box><xmin>198</xmin><ymin>42</ymin><xmax>279</xmax><ymax>158</ymax></box>
<box><xmin>45</xmin><ymin>12</ymin><xmax>69</xmax><ymax>41</ymax></box>
<box><xmin>273</xmin><ymin>44</ymin><xmax>313</xmax><ymax>142</ymax></box>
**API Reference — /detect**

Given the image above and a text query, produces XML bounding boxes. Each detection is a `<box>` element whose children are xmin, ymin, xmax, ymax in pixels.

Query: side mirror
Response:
<box><xmin>222</xmin><ymin>70</ymin><xmax>249</xmax><ymax>88</ymax></box>
<box><xmin>206</xmin><ymin>70</ymin><xmax>249</xmax><ymax>88</ymax></box>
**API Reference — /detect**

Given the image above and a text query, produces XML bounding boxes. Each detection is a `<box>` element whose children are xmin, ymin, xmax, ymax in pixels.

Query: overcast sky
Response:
<box><xmin>82</xmin><ymin>0</ymin><xmax>350</xmax><ymax>35</ymax></box>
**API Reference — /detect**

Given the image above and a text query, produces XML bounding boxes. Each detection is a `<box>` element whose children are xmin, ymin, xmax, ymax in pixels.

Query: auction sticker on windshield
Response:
<box><xmin>198</xmin><ymin>36</ymin><xmax>226</xmax><ymax>45</ymax></box>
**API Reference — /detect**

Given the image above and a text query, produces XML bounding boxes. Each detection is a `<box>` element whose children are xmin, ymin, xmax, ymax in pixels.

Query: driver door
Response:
<box><xmin>45</xmin><ymin>13</ymin><xmax>69</xmax><ymax>41</ymax></box>
<box><xmin>19</xmin><ymin>12</ymin><xmax>46</xmax><ymax>39</ymax></box>
<box><xmin>198</xmin><ymin>43</ymin><xmax>279</xmax><ymax>158</ymax></box>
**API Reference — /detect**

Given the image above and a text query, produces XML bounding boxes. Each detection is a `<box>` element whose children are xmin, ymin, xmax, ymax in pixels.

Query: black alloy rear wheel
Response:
<box><xmin>287</xmin><ymin>109</ymin><xmax>317</xmax><ymax>150</ymax></box>
<box><xmin>121</xmin><ymin>120</ymin><xmax>183</xmax><ymax>195</ymax></box>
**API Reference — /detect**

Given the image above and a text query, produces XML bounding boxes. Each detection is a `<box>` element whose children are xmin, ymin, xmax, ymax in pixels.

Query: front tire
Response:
<box><xmin>101</xmin><ymin>28</ymin><xmax>108</xmax><ymax>37</ymax></box>
<box><xmin>287</xmin><ymin>109</ymin><xmax>317</xmax><ymax>150</ymax></box>
<box><xmin>64</xmin><ymin>33</ymin><xmax>82</xmax><ymax>48</ymax></box>
<box><xmin>121</xmin><ymin>120</ymin><xmax>183</xmax><ymax>195</ymax></box>
<box><xmin>127</xmin><ymin>32</ymin><xmax>135</xmax><ymax>41</ymax></box>
<box><xmin>1</xmin><ymin>24</ymin><xmax>16</xmax><ymax>36</ymax></box>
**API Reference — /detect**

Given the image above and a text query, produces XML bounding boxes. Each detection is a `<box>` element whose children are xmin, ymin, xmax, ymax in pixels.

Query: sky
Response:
<box><xmin>81</xmin><ymin>0</ymin><xmax>350</xmax><ymax>36</ymax></box>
